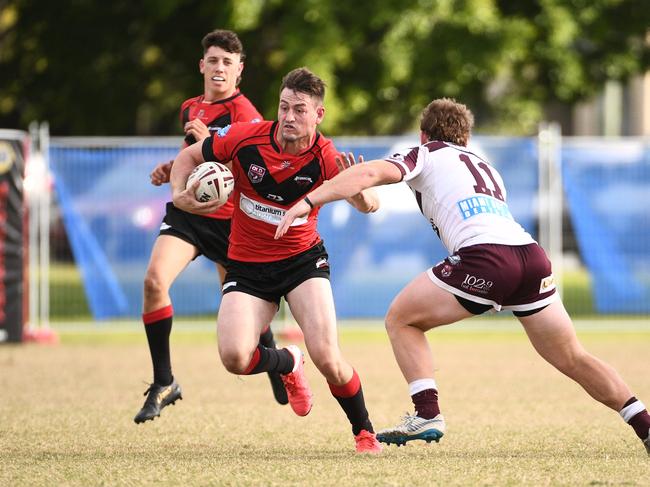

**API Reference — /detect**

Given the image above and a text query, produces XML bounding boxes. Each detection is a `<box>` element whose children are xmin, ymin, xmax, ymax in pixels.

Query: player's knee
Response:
<box><xmin>219</xmin><ymin>347</ymin><xmax>250</xmax><ymax>375</ymax></box>
<box><xmin>312</xmin><ymin>354</ymin><xmax>347</xmax><ymax>383</ymax></box>
<box><xmin>321</xmin><ymin>363</ymin><xmax>347</xmax><ymax>384</ymax></box>
<box><xmin>384</xmin><ymin>308</ymin><xmax>404</xmax><ymax>336</ymax></box>
<box><xmin>143</xmin><ymin>272</ymin><xmax>166</xmax><ymax>300</ymax></box>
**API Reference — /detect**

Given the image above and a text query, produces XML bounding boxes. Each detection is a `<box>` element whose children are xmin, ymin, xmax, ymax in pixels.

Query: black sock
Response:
<box><xmin>259</xmin><ymin>326</ymin><xmax>276</xmax><ymax>349</ymax></box>
<box><xmin>246</xmin><ymin>345</ymin><xmax>294</xmax><ymax>375</ymax></box>
<box><xmin>329</xmin><ymin>370</ymin><xmax>373</xmax><ymax>435</ymax></box>
<box><xmin>143</xmin><ymin>306</ymin><xmax>173</xmax><ymax>386</ymax></box>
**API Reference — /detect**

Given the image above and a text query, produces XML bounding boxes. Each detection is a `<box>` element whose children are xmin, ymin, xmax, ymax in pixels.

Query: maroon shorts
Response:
<box><xmin>428</xmin><ymin>243</ymin><xmax>557</xmax><ymax>313</ymax></box>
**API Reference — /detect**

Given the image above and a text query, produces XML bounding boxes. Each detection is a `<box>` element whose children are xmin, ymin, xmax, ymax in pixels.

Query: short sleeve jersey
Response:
<box><xmin>202</xmin><ymin>121</ymin><xmax>340</xmax><ymax>262</ymax></box>
<box><xmin>179</xmin><ymin>90</ymin><xmax>262</xmax><ymax>219</ymax></box>
<box><xmin>385</xmin><ymin>141</ymin><xmax>535</xmax><ymax>253</ymax></box>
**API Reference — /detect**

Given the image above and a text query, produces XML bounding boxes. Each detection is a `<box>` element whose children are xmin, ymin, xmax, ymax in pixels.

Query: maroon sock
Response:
<box><xmin>621</xmin><ymin>397</ymin><xmax>650</xmax><ymax>440</ymax></box>
<box><xmin>412</xmin><ymin>389</ymin><xmax>440</xmax><ymax>419</ymax></box>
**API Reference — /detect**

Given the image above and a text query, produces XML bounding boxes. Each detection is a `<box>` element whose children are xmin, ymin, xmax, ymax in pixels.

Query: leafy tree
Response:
<box><xmin>1</xmin><ymin>0</ymin><xmax>648</xmax><ymax>136</ymax></box>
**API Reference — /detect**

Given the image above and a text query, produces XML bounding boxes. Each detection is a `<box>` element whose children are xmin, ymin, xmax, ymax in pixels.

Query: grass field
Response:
<box><xmin>1</xmin><ymin>319</ymin><xmax>649</xmax><ymax>486</ymax></box>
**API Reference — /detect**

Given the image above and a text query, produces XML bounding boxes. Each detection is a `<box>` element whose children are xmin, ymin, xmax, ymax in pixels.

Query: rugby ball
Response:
<box><xmin>186</xmin><ymin>162</ymin><xmax>234</xmax><ymax>206</ymax></box>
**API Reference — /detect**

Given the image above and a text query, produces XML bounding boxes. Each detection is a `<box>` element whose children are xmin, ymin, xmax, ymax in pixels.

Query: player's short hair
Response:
<box><xmin>201</xmin><ymin>29</ymin><xmax>245</xmax><ymax>61</ymax></box>
<box><xmin>280</xmin><ymin>68</ymin><xmax>326</xmax><ymax>102</ymax></box>
<box><xmin>420</xmin><ymin>98</ymin><xmax>474</xmax><ymax>147</ymax></box>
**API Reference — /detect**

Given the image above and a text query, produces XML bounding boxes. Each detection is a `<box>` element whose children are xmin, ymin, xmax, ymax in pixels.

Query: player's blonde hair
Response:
<box><xmin>420</xmin><ymin>98</ymin><xmax>474</xmax><ymax>147</ymax></box>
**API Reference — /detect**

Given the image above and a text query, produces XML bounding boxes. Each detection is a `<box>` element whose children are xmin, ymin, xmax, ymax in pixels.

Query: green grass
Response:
<box><xmin>49</xmin><ymin>262</ymin><xmax>90</xmax><ymax>320</ymax></box>
<box><xmin>1</xmin><ymin>326</ymin><xmax>649</xmax><ymax>486</ymax></box>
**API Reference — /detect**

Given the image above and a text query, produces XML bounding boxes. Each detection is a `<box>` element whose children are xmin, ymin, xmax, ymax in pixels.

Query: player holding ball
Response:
<box><xmin>170</xmin><ymin>67</ymin><xmax>384</xmax><ymax>454</ymax></box>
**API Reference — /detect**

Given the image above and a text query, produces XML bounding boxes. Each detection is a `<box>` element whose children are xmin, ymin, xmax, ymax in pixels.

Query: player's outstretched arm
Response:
<box><xmin>274</xmin><ymin>159</ymin><xmax>402</xmax><ymax>239</ymax></box>
<box><xmin>170</xmin><ymin>141</ymin><xmax>222</xmax><ymax>215</ymax></box>
<box><xmin>336</xmin><ymin>152</ymin><xmax>380</xmax><ymax>214</ymax></box>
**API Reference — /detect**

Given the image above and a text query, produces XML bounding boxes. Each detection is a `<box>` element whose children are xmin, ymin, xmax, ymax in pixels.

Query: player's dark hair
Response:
<box><xmin>201</xmin><ymin>29</ymin><xmax>245</xmax><ymax>61</ymax></box>
<box><xmin>420</xmin><ymin>98</ymin><xmax>474</xmax><ymax>147</ymax></box>
<box><xmin>280</xmin><ymin>67</ymin><xmax>326</xmax><ymax>101</ymax></box>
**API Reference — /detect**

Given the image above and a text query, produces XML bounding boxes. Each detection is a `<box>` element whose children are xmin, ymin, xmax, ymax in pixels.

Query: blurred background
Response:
<box><xmin>1</xmin><ymin>1</ymin><xmax>650</xmax><ymax>336</ymax></box>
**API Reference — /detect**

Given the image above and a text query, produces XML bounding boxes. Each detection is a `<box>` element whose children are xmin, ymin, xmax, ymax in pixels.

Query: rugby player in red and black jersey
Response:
<box><xmin>134</xmin><ymin>30</ymin><xmax>288</xmax><ymax>425</ymax></box>
<box><xmin>170</xmin><ymin>67</ymin><xmax>383</xmax><ymax>453</ymax></box>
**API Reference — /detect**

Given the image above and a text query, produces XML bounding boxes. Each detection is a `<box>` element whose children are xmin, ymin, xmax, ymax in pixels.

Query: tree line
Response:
<box><xmin>1</xmin><ymin>0</ymin><xmax>648</xmax><ymax>136</ymax></box>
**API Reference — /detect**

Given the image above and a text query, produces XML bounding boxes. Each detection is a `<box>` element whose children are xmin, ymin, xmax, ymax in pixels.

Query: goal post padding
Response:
<box><xmin>0</xmin><ymin>130</ymin><xmax>27</xmax><ymax>342</ymax></box>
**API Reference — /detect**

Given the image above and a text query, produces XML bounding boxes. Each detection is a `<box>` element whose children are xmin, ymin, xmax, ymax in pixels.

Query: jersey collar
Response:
<box><xmin>200</xmin><ymin>90</ymin><xmax>242</xmax><ymax>105</ymax></box>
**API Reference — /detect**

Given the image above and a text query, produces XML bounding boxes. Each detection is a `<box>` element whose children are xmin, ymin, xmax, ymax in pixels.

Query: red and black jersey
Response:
<box><xmin>179</xmin><ymin>90</ymin><xmax>262</xmax><ymax>219</ymax></box>
<box><xmin>201</xmin><ymin>120</ymin><xmax>341</xmax><ymax>262</ymax></box>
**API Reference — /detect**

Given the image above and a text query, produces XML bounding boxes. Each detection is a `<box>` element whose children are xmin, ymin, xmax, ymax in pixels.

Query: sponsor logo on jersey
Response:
<box><xmin>239</xmin><ymin>194</ymin><xmax>308</xmax><ymax>226</ymax></box>
<box><xmin>250</xmin><ymin>118</ymin><xmax>261</xmax><ymax>123</ymax></box>
<box><xmin>316</xmin><ymin>257</ymin><xmax>329</xmax><ymax>269</ymax></box>
<box><xmin>160</xmin><ymin>222</ymin><xmax>171</xmax><ymax>230</ymax></box>
<box><xmin>441</xmin><ymin>255</ymin><xmax>461</xmax><ymax>278</ymax></box>
<box><xmin>460</xmin><ymin>273</ymin><xmax>493</xmax><ymax>295</ymax></box>
<box><xmin>248</xmin><ymin>164</ymin><xmax>266</xmax><ymax>183</ymax></box>
<box><xmin>266</xmin><ymin>194</ymin><xmax>284</xmax><ymax>202</ymax></box>
<box><xmin>294</xmin><ymin>175</ymin><xmax>313</xmax><ymax>186</ymax></box>
<box><xmin>216</xmin><ymin>125</ymin><xmax>231</xmax><ymax>137</ymax></box>
<box><xmin>539</xmin><ymin>274</ymin><xmax>556</xmax><ymax>294</ymax></box>
<box><xmin>197</xmin><ymin>109</ymin><xmax>205</xmax><ymax>120</ymax></box>
<box><xmin>457</xmin><ymin>195</ymin><xmax>512</xmax><ymax>220</ymax></box>
<box><xmin>280</xmin><ymin>160</ymin><xmax>291</xmax><ymax>169</ymax></box>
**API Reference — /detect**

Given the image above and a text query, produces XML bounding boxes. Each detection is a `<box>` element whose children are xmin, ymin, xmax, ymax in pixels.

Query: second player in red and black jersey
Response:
<box><xmin>179</xmin><ymin>91</ymin><xmax>260</xmax><ymax>219</ymax></box>
<box><xmin>135</xmin><ymin>30</ymin><xmax>287</xmax><ymax>427</ymax></box>
<box><xmin>170</xmin><ymin>68</ymin><xmax>385</xmax><ymax>453</ymax></box>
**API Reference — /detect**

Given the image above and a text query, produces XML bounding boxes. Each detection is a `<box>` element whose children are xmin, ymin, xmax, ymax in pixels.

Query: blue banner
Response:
<box><xmin>50</xmin><ymin>136</ymin><xmax>539</xmax><ymax>319</ymax></box>
<box><xmin>562</xmin><ymin>139</ymin><xmax>650</xmax><ymax>313</ymax></box>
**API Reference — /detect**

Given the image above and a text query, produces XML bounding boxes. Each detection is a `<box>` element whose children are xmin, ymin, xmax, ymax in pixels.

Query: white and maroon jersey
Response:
<box><xmin>385</xmin><ymin>141</ymin><xmax>535</xmax><ymax>253</ymax></box>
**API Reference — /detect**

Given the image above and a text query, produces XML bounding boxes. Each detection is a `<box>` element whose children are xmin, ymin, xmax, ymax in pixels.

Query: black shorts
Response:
<box><xmin>158</xmin><ymin>202</ymin><xmax>230</xmax><ymax>265</ymax></box>
<box><xmin>222</xmin><ymin>242</ymin><xmax>331</xmax><ymax>306</ymax></box>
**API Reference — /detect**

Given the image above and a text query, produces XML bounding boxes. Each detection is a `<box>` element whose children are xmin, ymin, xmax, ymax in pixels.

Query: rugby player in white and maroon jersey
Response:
<box><xmin>169</xmin><ymin>67</ymin><xmax>383</xmax><ymax>454</ymax></box>
<box><xmin>276</xmin><ymin>98</ymin><xmax>650</xmax><ymax>455</ymax></box>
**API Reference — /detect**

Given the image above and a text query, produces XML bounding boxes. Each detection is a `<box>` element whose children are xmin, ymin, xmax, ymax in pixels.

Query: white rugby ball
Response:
<box><xmin>186</xmin><ymin>162</ymin><xmax>234</xmax><ymax>207</ymax></box>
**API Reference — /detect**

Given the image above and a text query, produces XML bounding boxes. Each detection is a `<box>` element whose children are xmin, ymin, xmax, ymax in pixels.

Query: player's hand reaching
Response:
<box><xmin>275</xmin><ymin>198</ymin><xmax>312</xmax><ymax>239</ymax></box>
<box><xmin>335</xmin><ymin>152</ymin><xmax>378</xmax><ymax>212</ymax></box>
<box><xmin>335</xmin><ymin>151</ymin><xmax>363</xmax><ymax>172</ymax></box>
<box><xmin>172</xmin><ymin>179</ymin><xmax>222</xmax><ymax>215</ymax></box>
<box><xmin>184</xmin><ymin>119</ymin><xmax>211</xmax><ymax>142</ymax></box>
<box><xmin>150</xmin><ymin>160</ymin><xmax>173</xmax><ymax>186</ymax></box>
